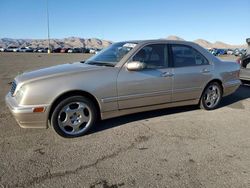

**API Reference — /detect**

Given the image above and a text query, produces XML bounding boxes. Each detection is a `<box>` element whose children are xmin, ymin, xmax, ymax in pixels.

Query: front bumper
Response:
<box><xmin>5</xmin><ymin>93</ymin><xmax>49</xmax><ymax>128</ymax></box>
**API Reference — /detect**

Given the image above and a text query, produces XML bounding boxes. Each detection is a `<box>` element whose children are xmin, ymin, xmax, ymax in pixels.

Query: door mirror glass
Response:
<box><xmin>126</xmin><ymin>61</ymin><xmax>146</xmax><ymax>71</ymax></box>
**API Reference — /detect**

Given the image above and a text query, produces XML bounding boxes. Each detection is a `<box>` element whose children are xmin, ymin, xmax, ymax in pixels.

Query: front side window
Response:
<box><xmin>132</xmin><ymin>44</ymin><xmax>168</xmax><ymax>69</ymax></box>
<box><xmin>171</xmin><ymin>45</ymin><xmax>209</xmax><ymax>67</ymax></box>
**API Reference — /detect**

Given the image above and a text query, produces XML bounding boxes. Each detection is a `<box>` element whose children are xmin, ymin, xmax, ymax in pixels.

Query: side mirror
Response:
<box><xmin>126</xmin><ymin>61</ymin><xmax>146</xmax><ymax>71</ymax></box>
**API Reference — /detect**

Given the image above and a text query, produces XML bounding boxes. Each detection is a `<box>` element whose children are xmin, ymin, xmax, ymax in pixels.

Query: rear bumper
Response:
<box><xmin>5</xmin><ymin>93</ymin><xmax>49</xmax><ymax>128</ymax></box>
<box><xmin>223</xmin><ymin>80</ymin><xmax>241</xmax><ymax>96</ymax></box>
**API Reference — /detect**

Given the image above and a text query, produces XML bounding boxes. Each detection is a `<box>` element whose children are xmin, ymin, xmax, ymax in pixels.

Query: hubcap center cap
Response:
<box><xmin>70</xmin><ymin>112</ymin><xmax>81</xmax><ymax>125</ymax></box>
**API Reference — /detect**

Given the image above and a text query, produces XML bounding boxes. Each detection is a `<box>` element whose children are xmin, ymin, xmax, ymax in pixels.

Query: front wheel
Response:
<box><xmin>200</xmin><ymin>82</ymin><xmax>222</xmax><ymax>110</ymax></box>
<box><xmin>51</xmin><ymin>96</ymin><xmax>97</xmax><ymax>138</ymax></box>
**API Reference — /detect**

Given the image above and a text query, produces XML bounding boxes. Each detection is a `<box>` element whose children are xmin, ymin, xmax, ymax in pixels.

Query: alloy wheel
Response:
<box><xmin>57</xmin><ymin>102</ymin><xmax>92</xmax><ymax>135</ymax></box>
<box><xmin>203</xmin><ymin>84</ymin><xmax>221</xmax><ymax>108</ymax></box>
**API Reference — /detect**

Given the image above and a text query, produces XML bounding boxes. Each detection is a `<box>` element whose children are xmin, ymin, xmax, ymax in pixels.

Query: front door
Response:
<box><xmin>117</xmin><ymin>44</ymin><xmax>173</xmax><ymax>109</ymax></box>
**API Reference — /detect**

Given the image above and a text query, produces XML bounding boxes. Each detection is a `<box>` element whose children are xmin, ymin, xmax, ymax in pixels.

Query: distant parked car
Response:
<box><xmin>217</xmin><ymin>49</ymin><xmax>227</xmax><ymax>56</ymax></box>
<box><xmin>37</xmin><ymin>48</ymin><xmax>48</xmax><ymax>53</ymax></box>
<box><xmin>239</xmin><ymin>55</ymin><xmax>250</xmax><ymax>84</ymax></box>
<box><xmin>5</xmin><ymin>40</ymin><xmax>241</xmax><ymax>137</ymax></box>
<box><xmin>26</xmin><ymin>47</ymin><xmax>33</xmax><ymax>52</ymax></box>
<box><xmin>210</xmin><ymin>48</ymin><xmax>217</xmax><ymax>55</ymax></box>
<box><xmin>85</xmin><ymin>48</ymin><xmax>90</xmax><ymax>53</ymax></box>
<box><xmin>52</xmin><ymin>48</ymin><xmax>62</xmax><ymax>53</ymax></box>
<box><xmin>6</xmin><ymin>46</ymin><xmax>19</xmax><ymax>52</ymax></box>
<box><xmin>32</xmin><ymin>48</ymin><xmax>38</xmax><ymax>52</ymax></box>
<box><xmin>239</xmin><ymin>38</ymin><xmax>250</xmax><ymax>84</ymax></box>
<box><xmin>67</xmin><ymin>48</ymin><xmax>74</xmax><ymax>53</ymax></box>
<box><xmin>241</xmin><ymin>49</ymin><xmax>247</xmax><ymax>56</ymax></box>
<box><xmin>89</xmin><ymin>48</ymin><xmax>96</xmax><ymax>54</ymax></box>
<box><xmin>19</xmin><ymin>47</ymin><xmax>33</xmax><ymax>53</ymax></box>
<box><xmin>0</xmin><ymin>47</ymin><xmax>5</xmax><ymax>52</ymax></box>
<box><xmin>68</xmin><ymin>47</ymin><xmax>87</xmax><ymax>53</ymax></box>
<box><xmin>19</xmin><ymin>47</ymin><xmax>26</xmax><ymax>52</ymax></box>
<box><xmin>233</xmin><ymin>49</ymin><xmax>240</xmax><ymax>56</ymax></box>
<box><xmin>227</xmin><ymin>49</ymin><xmax>234</xmax><ymax>55</ymax></box>
<box><xmin>210</xmin><ymin>48</ymin><xmax>226</xmax><ymax>56</ymax></box>
<box><xmin>234</xmin><ymin>48</ymin><xmax>246</xmax><ymax>57</ymax></box>
<box><xmin>60</xmin><ymin>48</ymin><xmax>69</xmax><ymax>53</ymax></box>
<box><xmin>95</xmin><ymin>48</ymin><xmax>102</xmax><ymax>54</ymax></box>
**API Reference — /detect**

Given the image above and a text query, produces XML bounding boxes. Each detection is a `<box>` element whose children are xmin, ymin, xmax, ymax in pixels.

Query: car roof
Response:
<box><xmin>114</xmin><ymin>39</ymin><xmax>221</xmax><ymax>67</ymax></box>
<box><xmin>120</xmin><ymin>39</ymin><xmax>196</xmax><ymax>46</ymax></box>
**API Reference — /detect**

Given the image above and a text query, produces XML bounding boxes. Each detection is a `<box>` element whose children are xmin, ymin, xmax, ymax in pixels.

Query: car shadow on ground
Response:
<box><xmin>89</xmin><ymin>105</ymin><xmax>198</xmax><ymax>135</ymax></box>
<box><xmin>89</xmin><ymin>85</ymin><xmax>250</xmax><ymax>135</ymax></box>
<box><xmin>220</xmin><ymin>84</ymin><xmax>250</xmax><ymax>108</ymax></box>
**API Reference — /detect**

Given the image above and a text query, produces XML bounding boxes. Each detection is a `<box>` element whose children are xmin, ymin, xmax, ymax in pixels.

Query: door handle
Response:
<box><xmin>201</xmin><ymin>68</ymin><xmax>210</xmax><ymax>73</ymax></box>
<box><xmin>161</xmin><ymin>72</ymin><xmax>174</xmax><ymax>77</ymax></box>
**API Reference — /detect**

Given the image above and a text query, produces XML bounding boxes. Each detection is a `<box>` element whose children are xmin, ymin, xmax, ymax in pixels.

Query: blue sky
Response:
<box><xmin>0</xmin><ymin>0</ymin><xmax>249</xmax><ymax>44</ymax></box>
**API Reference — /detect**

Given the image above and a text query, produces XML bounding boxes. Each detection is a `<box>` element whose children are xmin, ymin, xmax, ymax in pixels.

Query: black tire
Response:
<box><xmin>51</xmin><ymin>96</ymin><xmax>97</xmax><ymax>138</ymax></box>
<box><xmin>200</xmin><ymin>82</ymin><xmax>222</xmax><ymax>110</ymax></box>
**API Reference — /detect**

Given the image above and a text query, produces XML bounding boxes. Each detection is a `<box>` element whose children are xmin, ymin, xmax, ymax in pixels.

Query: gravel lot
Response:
<box><xmin>0</xmin><ymin>53</ymin><xmax>250</xmax><ymax>188</ymax></box>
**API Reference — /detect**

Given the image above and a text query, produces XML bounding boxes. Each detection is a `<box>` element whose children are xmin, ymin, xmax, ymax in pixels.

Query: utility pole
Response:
<box><xmin>46</xmin><ymin>0</ymin><xmax>51</xmax><ymax>53</ymax></box>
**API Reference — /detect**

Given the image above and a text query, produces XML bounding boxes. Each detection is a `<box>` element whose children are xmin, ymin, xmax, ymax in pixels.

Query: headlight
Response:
<box><xmin>15</xmin><ymin>85</ymin><xmax>26</xmax><ymax>103</ymax></box>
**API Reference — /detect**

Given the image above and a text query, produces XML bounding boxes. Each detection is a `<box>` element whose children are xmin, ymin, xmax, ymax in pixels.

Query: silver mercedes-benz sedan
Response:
<box><xmin>5</xmin><ymin>40</ymin><xmax>241</xmax><ymax>137</ymax></box>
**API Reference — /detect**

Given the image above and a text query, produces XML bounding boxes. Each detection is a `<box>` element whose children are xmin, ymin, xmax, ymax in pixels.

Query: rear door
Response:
<box><xmin>170</xmin><ymin>44</ymin><xmax>213</xmax><ymax>102</ymax></box>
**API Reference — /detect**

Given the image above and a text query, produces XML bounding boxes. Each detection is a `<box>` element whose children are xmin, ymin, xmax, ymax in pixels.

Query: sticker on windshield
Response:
<box><xmin>123</xmin><ymin>43</ymin><xmax>137</xmax><ymax>48</ymax></box>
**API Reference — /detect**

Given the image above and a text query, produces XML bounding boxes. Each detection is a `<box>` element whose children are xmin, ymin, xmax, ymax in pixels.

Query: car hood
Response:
<box><xmin>15</xmin><ymin>62</ymin><xmax>104</xmax><ymax>84</ymax></box>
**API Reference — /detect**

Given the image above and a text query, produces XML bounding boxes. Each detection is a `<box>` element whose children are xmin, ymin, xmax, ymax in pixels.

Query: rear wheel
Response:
<box><xmin>51</xmin><ymin>96</ymin><xmax>97</xmax><ymax>137</ymax></box>
<box><xmin>200</xmin><ymin>82</ymin><xmax>222</xmax><ymax>110</ymax></box>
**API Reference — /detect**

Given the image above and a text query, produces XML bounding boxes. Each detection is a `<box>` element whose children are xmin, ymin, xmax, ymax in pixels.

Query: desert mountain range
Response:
<box><xmin>0</xmin><ymin>37</ymin><xmax>112</xmax><ymax>49</ymax></box>
<box><xmin>166</xmin><ymin>35</ymin><xmax>247</xmax><ymax>49</ymax></box>
<box><xmin>0</xmin><ymin>35</ymin><xmax>247</xmax><ymax>49</ymax></box>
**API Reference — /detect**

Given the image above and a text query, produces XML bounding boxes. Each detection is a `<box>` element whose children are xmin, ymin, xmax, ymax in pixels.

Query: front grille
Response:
<box><xmin>10</xmin><ymin>81</ymin><xmax>17</xmax><ymax>96</ymax></box>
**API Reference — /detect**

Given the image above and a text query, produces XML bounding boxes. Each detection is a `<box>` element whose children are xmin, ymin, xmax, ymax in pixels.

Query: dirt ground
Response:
<box><xmin>0</xmin><ymin>53</ymin><xmax>250</xmax><ymax>188</ymax></box>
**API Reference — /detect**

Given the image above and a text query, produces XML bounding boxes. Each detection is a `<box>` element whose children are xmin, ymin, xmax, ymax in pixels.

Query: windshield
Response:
<box><xmin>86</xmin><ymin>42</ymin><xmax>137</xmax><ymax>66</ymax></box>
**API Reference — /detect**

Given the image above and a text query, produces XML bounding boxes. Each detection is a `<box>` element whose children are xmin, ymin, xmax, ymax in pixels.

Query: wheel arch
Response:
<box><xmin>48</xmin><ymin>90</ymin><xmax>101</xmax><ymax>123</ymax></box>
<box><xmin>199</xmin><ymin>79</ymin><xmax>224</xmax><ymax>101</ymax></box>
<box><xmin>199</xmin><ymin>79</ymin><xmax>224</xmax><ymax>109</ymax></box>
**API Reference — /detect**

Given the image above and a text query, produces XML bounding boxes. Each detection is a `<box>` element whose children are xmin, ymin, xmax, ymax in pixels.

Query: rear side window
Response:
<box><xmin>132</xmin><ymin>44</ymin><xmax>168</xmax><ymax>69</ymax></box>
<box><xmin>171</xmin><ymin>45</ymin><xmax>209</xmax><ymax>67</ymax></box>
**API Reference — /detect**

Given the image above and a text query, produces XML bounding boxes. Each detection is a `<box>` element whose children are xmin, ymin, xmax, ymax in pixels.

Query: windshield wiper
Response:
<box><xmin>87</xmin><ymin>62</ymin><xmax>115</xmax><ymax>67</ymax></box>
